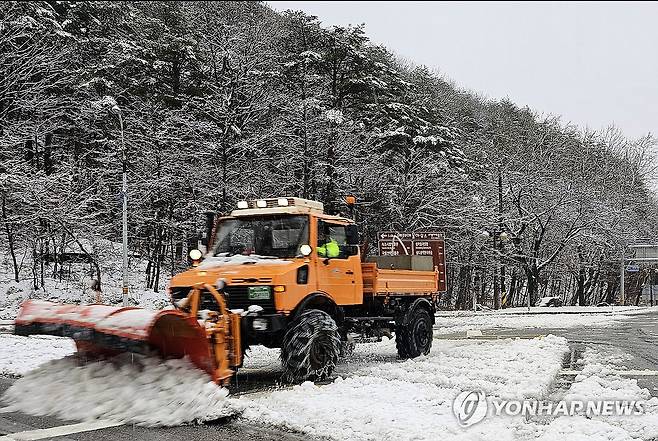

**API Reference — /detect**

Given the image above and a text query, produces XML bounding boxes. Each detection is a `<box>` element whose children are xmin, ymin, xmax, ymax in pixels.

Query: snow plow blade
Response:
<box><xmin>13</xmin><ymin>300</ymin><xmax>226</xmax><ymax>383</ymax></box>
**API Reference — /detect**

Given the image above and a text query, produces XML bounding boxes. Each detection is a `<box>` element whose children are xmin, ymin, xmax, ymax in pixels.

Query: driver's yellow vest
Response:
<box><xmin>317</xmin><ymin>239</ymin><xmax>340</xmax><ymax>258</ymax></box>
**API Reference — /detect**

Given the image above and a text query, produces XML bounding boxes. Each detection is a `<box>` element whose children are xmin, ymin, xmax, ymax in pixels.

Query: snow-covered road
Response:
<box><xmin>240</xmin><ymin>335</ymin><xmax>569</xmax><ymax>440</ymax></box>
<box><xmin>0</xmin><ymin>333</ymin><xmax>569</xmax><ymax>438</ymax></box>
<box><xmin>2</xmin><ymin>318</ymin><xmax>658</xmax><ymax>440</ymax></box>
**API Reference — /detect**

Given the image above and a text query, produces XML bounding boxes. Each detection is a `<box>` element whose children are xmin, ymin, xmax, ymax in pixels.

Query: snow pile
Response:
<box><xmin>350</xmin><ymin>335</ymin><xmax>567</xmax><ymax>399</ymax></box>
<box><xmin>1</xmin><ymin>354</ymin><xmax>241</xmax><ymax>427</ymax></box>
<box><xmin>240</xmin><ymin>336</ymin><xmax>569</xmax><ymax>440</ymax></box>
<box><xmin>539</xmin><ymin>348</ymin><xmax>658</xmax><ymax>441</ymax></box>
<box><xmin>0</xmin><ymin>334</ymin><xmax>76</xmax><ymax>376</ymax></box>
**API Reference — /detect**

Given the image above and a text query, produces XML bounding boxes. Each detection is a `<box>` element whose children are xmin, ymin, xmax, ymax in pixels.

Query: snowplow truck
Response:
<box><xmin>14</xmin><ymin>197</ymin><xmax>439</xmax><ymax>385</ymax></box>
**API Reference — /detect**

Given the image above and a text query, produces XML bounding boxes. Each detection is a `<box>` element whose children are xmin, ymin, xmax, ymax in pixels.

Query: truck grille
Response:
<box><xmin>224</xmin><ymin>286</ymin><xmax>276</xmax><ymax>313</ymax></box>
<box><xmin>170</xmin><ymin>286</ymin><xmax>276</xmax><ymax>313</ymax></box>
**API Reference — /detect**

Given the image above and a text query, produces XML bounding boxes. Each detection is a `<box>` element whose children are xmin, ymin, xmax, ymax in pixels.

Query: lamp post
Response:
<box><xmin>620</xmin><ymin>244</ymin><xmax>625</xmax><ymax>307</ymax></box>
<box><xmin>476</xmin><ymin>229</ymin><xmax>510</xmax><ymax>310</ymax></box>
<box><xmin>109</xmin><ymin>102</ymin><xmax>129</xmax><ymax>307</ymax></box>
<box><xmin>649</xmin><ymin>268</ymin><xmax>658</xmax><ymax>306</ymax></box>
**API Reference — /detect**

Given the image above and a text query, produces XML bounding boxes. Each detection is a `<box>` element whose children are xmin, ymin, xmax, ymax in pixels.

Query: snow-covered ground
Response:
<box><xmin>0</xmin><ymin>334</ymin><xmax>76</xmax><ymax>376</ymax></box>
<box><xmin>472</xmin><ymin>306</ymin><xmax>654</xmax><ymax>315</ymax></box>
<box><xmin>0</xmin><ymin>242</ymin><xmax>172</xmax><ymax>321</ymax></box>
<box><xmin>0</xmin><ymin>278</ymin><xmax>170</xmax><ymax>321</ymax></box>
<box><xmin>1</xmin><ymin>332</ymin><xmax>657</xmax><ymax>440</ymax></box>
<box><xmin>435</xmin><ymin>309</ymin><xmax>650</xmax><ymax>334</ymax></box>
<box><xmin>0</xmin><ymin>332</ymin><xmax>569</xmax><ymax>433</ymax></box>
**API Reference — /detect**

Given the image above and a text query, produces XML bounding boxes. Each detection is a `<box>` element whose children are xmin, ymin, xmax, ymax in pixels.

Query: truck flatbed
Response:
<box><xmin>361</xmin><ymin>263</ymin><xmax>438</xmax><ymax>295</ymax></box>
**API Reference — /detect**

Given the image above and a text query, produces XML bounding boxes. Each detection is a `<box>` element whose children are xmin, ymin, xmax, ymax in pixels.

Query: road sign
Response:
<box><xmin>377</xmin><ymin>231</ymin><xmax>446</xmax><ymax>292</ymax></box>
<box><xmin>625</xmin><ymin>264</ymin><xmax>640</xmax><ymax>273</ymax></box>
<box><xmin>628</xmin><ymin>244</ymin><xmax>658</xmax><ymax>262</ymax></box>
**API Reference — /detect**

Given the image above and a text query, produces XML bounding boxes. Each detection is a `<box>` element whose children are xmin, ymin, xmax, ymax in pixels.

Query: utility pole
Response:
<box><xmin>649</xmin><ymin>269</ymin><xmax>658</xmax><ymax>306</ymax></box>
<box><xmin>493</xmin><ymin>232</ymin><xmax>500</xmax><ymax>309</ymax></box>
<box><xmin>110</xmin><ymin>103</ymin><xmax>129</xmax><ymax>307</ymax></box>
<box><xmin>498</xmin><ymin>166</ymin><xmax>505</xmax><ymax>308</ymax></box>
<box><xmin>472</xmin><ymin>269</ymin><xmax>477</xmax><ymax>312</ymax></box>
<box><xmin>620</xmin><ymin>256</ymin><xmax>625</xmax><ymax>306</ymax></box>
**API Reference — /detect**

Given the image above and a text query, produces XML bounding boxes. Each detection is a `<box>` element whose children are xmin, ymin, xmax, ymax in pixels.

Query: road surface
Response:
<box><xmin>491</xmin><ymin>312</ymin><xmax>658</xmax><ymax>395</ymax></box>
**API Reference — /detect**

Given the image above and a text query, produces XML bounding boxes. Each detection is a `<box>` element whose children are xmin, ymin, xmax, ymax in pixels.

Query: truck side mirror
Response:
<box><xmin>345</xmin><ymin>225</ymin><xmax>359</xmax><ymax>246</ymax></box>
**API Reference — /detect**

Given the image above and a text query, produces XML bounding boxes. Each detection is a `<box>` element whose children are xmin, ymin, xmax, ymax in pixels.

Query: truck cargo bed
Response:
<box><xmin>361</xmin><ymin>263</ymin><xmax>438</xmax><ymax>295</ymax></box>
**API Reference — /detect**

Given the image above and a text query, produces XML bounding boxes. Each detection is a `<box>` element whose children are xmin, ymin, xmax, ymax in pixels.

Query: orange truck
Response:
<box><xmin>15</xmin><ymin>197</ymin><xmax>440</xmax><ymax>385</ymax></box>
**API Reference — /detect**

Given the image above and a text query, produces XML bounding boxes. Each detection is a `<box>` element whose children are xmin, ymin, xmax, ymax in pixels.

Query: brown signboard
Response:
<box><xmin>377</xmin><ymin>240</ymin><xmax>413</xmax><ymax>256</ymax></box>
<box><xmin>377</xmin><ymin>231</ymin><xmax>447</xmax><ymax>292</ymax></box>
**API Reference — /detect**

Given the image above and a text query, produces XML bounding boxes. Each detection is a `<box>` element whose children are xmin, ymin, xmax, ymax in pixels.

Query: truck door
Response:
<box><xmin>315</xmin><ymin>220</ymin><xmax>362</xmax><ymax>305</ymax></box>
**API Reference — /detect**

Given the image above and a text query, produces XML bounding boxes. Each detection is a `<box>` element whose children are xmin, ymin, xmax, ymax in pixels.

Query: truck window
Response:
<box><xmin>317</xmin><ymin>221</ymin><xmax>349</xmax><ymax>259</ymax></box>
<box><xmin>213</xmin><ymin>215</ymin><xmax>309</xmax><ymax>258</ymax></box>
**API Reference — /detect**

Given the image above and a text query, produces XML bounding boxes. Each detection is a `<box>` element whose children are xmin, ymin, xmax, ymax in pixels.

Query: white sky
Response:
<box><xmin>268</xmin><ymin>1</ymin><xmax>658</xmax><ymax>141</ymax></box>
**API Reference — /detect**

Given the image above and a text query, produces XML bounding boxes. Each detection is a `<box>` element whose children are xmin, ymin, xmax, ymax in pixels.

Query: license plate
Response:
<box><xmin>248</xmin><ymin>286</ymin><xmax>271</xmax><ymax>300</ymax></box>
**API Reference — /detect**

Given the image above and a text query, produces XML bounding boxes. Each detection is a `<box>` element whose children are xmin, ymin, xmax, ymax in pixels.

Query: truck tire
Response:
<box><xmin>281</xmin><ymin>309</ymin><xmax>341</xmax><ymax>382</ymax></box>
<box><xmin>395</xmin><ymin>307</ymin><xmax>433</xmax><ymax>359</ymax></box>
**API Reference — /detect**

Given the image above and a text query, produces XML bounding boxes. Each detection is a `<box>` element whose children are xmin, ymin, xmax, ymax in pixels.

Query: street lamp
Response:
<box><xmin>109</xmin><ymin>100</ymin><xmax>129</xmax><ymax>307</ymax></box>
<box><xmin>476</xmin><ymin>229</ymin><xmax>510</xmax><ymax>310</ymax></box>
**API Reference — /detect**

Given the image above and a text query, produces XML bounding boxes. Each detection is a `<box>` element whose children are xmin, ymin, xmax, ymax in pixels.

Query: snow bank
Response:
<box><xmin>350</xmin><ymin>335</ymin><xmax>567</xmax><ymax>399</ymax></box>
<box><xmin>1</xmin><ymin>354</ymin><xmax>241</xmax><ymax>427</ymax></box>
<box><xmin>435</xmin><ymin>312</ymin><xmax>628</xmax><ymax>334</ymax></box>
<box><xmin>240</xmin><ymin>336</ymin><xmax>569</xmax><ymax>440</ymax></box>
<box><xmin>0</xmin><ymin>334</ymin><xmax>76</xmax><ymax>376</ymax></box>
<box><xmin>540</xmin><ymin>348</ymin><xmax>658</xmax><ymax>441</ymax></box>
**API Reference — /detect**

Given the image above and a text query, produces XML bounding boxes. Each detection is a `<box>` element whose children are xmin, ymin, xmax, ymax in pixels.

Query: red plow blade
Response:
<box><xmin>14</xmin><ymin>300</ymin><xmax>216</xmax><ymax>379</ymax></box>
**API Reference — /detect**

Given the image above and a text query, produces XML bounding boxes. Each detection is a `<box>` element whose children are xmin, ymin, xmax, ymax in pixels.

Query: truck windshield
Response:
<box><xmin>212</xmin><ymin>215</ymin><xmax>309</xmax><ymax>258</ymax></box>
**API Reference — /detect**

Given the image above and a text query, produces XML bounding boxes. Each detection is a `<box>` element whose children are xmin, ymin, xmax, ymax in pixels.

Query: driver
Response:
<box><xmin>317</xmin><ymin>237</ymin><xmax>340</xmax><ymax>258</ymax></box>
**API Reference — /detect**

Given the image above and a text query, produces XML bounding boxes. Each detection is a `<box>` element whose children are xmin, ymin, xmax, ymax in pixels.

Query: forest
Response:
<box><xmin>1</xmin><ymin>1</ymin><xmax>657</xmax><ymax>308</ymax></box>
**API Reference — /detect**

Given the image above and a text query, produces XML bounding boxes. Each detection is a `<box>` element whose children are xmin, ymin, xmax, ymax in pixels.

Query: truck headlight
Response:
<box><xmin>252</xmin><ymin>318</ymin><xmax>268</xmax><ymax>331</ymax></box>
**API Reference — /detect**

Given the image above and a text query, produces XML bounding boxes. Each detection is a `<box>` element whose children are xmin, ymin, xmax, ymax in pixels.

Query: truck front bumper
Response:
<box><xmin>241</xmin><ymin>313</ymin><xmax>288</xmax><ymax>347</ymax></box>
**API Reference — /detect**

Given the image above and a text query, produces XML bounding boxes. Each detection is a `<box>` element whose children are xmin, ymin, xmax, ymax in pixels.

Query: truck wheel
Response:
<box><xmin>396</xmin><ymin>307</ymin><xmax>433</xmax><ymax>359</ymax></box>
<box><xmin>281</xmin><ymin>309</ymin><xmax>341</xmax><ymax>382</ymax></box>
